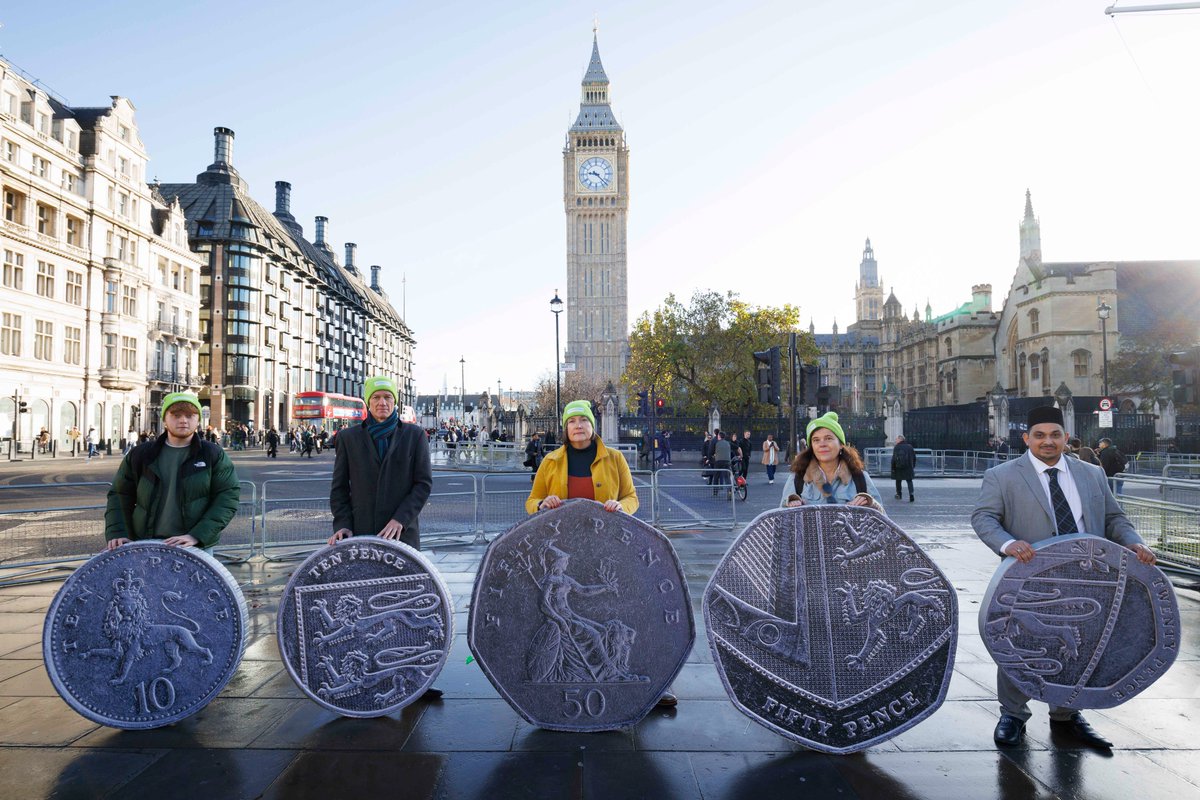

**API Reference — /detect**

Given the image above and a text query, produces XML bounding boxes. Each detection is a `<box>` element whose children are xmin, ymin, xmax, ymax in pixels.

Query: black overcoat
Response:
<box><xmin>330</xmin><ymin>420</ymin><xmax>433</xmax><ymax>549</ymax></box>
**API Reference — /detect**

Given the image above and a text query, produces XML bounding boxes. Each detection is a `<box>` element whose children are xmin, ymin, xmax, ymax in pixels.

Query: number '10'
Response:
<box><xmin>135</xmin><ymin>677</ymin><xmax>176</xmax><ymax>714</ymax></box>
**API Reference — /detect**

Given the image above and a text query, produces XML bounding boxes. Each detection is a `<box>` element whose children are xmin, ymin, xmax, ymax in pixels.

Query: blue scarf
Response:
<box><xmin>366</xmin><ymin>410</ymin><xmax>399</xmax><ymax>460</ymax></box>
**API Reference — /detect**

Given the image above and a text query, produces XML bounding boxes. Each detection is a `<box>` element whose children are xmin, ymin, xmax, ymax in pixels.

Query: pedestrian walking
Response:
<box><xmin>68</xmin><ymin>425</ymin><xmax>80</xmax><ymax>456</ymax></box>
<box><xmin>266</xmin><ymin>427</ymin><xmax>280</xmax><ymax>458</ymax></box>
<box><xmin>85</xmin><ymin>427</ymin><xmax>99</xmax><ymax>461</ymax></box>
<box><xmin>782</xmin><ymin>412</ymin><xmax>883</xmax><ymax>509</ymax></box>
<box><xmin>328</xmin><ymin>375</ymin><xmax>437</xmax><ymax>697</ymax></box>
<box><xmin>524</xmin><ymin>431</ymin><xmax>543</xmax><ymax>482</ymax></box>
<box><xmin>103</xmin><ymin>392</ymin><xmax>240</xmax><ymax>551</ymax></box>
<box><xmin>1097</xmin><ymin>438</ymin><xmax>1127</xmax><ymax>495</ymax></box>
<box><xmin>661</xmin><ymin>430</ymin><xmax>672</xmax><ymax>466</ymax></box>
<box><xmin>526</xmin><ymin>400</ymin><xmax>675</xmax><ymax>707</ymax></box>
<box><xmin>891</xmin><ymin>434</ymin><xmax>916</xmax><ymax>502</ymax></box>
<box><xmin>712</xmin><ymin>431</ymin><xmax>732</xmax><ymax>493</ymax></box>
<box><xmin>702</xmin><ymin>430</ymin><xmax>717</xmax><ymax>485</ymax></box>
<box><xmin>761</xmin><ymin>433</ymin><xmax>780</xmax><ymax>484</ymax></box>
<box><xmin>971</xmin><ymin>405</ymin><xmax>1154</xmax><ymax>750</ymax></box>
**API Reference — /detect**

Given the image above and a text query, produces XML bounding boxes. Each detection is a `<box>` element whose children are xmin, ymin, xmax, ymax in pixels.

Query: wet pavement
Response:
<box><xmin>0</xmin><ymin>478</ymin><xmax>1197</xmax><ymax>799</ymax></box>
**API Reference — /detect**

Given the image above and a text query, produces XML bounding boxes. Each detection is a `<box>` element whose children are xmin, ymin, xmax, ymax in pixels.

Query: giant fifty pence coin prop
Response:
<box><xmin>469</xmin><ymin>500</ymin><xmax>694</xmax><ymax>731</ymax></box>
<box><xmin>277</xmin><ymin>537</ymin><xmax>453</xmax><ymax>717</ymax></box>
<box><xmin>43</xmin><ymin>542</ymin><xmax>248</xmax><ymax>729</ymax></box>
<box><xmin>979</xmin><ymin>533</ymin><xmax>1179</xmax><ymax>708</ymax></box>
<box><xmin>704</xmin><ymin>506</ymin><xmax>957</xmax><ymax>753</ymax></box>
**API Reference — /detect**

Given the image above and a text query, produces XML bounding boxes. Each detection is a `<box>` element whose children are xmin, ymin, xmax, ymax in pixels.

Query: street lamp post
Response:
<box><xmin>1097</xmin><ymin>301</ymin><xmax>1111</xmax><ymax>399</ymax></box>
<box><xmin>551</xmin><ymin>290</ymin><xmax>563</xmax><ymax>435</ymax></box>
<box><xmin>460</xmin><ymin>356</ymin><xmax>466</xmax><ymax>425</ymax></box>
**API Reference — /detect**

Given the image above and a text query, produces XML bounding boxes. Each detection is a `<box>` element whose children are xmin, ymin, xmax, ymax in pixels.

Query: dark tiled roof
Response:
<box><xmin>813</xmin><ymin>332</ymin><xmax>880</xmax><ymax>348</ymax></box>
<box><xmin>1113</xmin><ymin>261</ymin><xmax>1200</xmax><ymax>342</ymax></box>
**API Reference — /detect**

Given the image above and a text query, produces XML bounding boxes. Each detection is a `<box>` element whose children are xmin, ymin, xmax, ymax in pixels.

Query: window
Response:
<box><xmin>36</xmin><ymin>203</ymin><xmax>54</xmax><ymax>235</ymax></box>
<box><xmin>3</xmin><ymin>250</ymin><xmax>24</xmax><ymax>289</ymax></box>
<box><xmin>121</xmin><ymin>336</ymin><xmax>137</xmax><ymax>370</ymax></box>
<box><xmin>65</xmin><ymin>270</ymin><xmax>83</xmax><ymax>305</ymax></box>
<box><xmin>119</xmin><ymin>124</ymin><xmax>130</xmax><ymax>141</ymax></box>
<box><xmin>61</xmin><ymin>171</ymin><xmax>78</xmax><ymax>193</ymax></box>
<box><xmin>32</xmin><ymin>156</ymin><xmax>49</xmax><ymax>178</ymax></box>
<box><xmin>118</xmin><ymin>156</ymin><xmax>129</xmax><ymax>177</ymax></box>
<box><xmin>1029</xmin><ymin>354</ymin><xmax>1040</xmax><ymax>382</ymax></box>
<box><xmin>1</xmin><ymin>313</ymin><xmax>21</xmax><ymax>356</ymax></box>
<box><xmin>158</xmin><ymin>257</ymin><xmax>169</xmax><ymax>285</ymax></box>
<box><xmin>64</xmin><ymin>326</ymin><xmax>81</xmax><ymax>365</ymax></box>
<box><xmin>944</xmin><ymin>336</ymin><xmax>952</xmax><ymax>357</ymax></box>
<box><xmin>103</xmin><ymin>333</ymin><xmax>117</xmax><ymax>368</ymax></box>
<box><xmin>34</xmin><ymin>320</ymin><xmax>52</xmax><ymax>360</ymax></box>
<box><xmin>65</xmin><ymin>217</ymin><xmax>81</xmax><ymax>246</ymax></box>
<box><xmin>36</xmin><ymin>261</ymin><xmax>54</xmax><ymax>297</ymax></box>
<box><xmin>105</xmin><ymin>280</ymin><xmax>117</xmax><ymax>312</ymax></box>
<box><xmin>117</xmin><ymin>193</ymin><xmax>128</xmax><ymax>217</ymax></box>
<box><xmin>3</xmin><ymin>188</ymin><xmax>24</xmax><ymax>223</ymax></box>
<box><xmin>171</xmin><ymin>265</ymin><xmax>181</xmax><ymax>290</ymax></box>
<box><xmin>1029</xmin><ymin>309</ymin><xmax>1040</xmax><ymax>335</ymax></box>
<box><xmin>121</xmin><ymin>285</ymin><xmax>137</xmax><ymax>316</ymax></box>
<box><xmin>1073</xmin><ymin>350</ymin><xmax>1090</xmax><ymax>378</ymax></box>
<box><xmin>2</xmin><ymin>140</ymin><xmax>16</xmax><ymax>163</ymax></box>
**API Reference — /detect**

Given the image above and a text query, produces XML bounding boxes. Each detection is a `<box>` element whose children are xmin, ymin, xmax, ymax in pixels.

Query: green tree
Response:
<box><xmin>622</xmin><ymin>290</ymin><xmax>817</xmax><ymax>415</ymax></box>
<box><xmin>1109</xmin><ymin>320</ymin><xmax>1198</xmax><ymax>411</ymax></box>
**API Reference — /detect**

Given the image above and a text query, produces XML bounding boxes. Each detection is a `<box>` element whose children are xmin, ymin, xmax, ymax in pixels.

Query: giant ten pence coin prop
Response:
<box><xmin>704</xmin><ymin>505</ymin><xmax>957</xmax><ymax>753</ymax></box>
<box><xmin>469</xmin><ymin>500</ymin><xmax>694</xmax><ymax>731</ymax></box>
<box><xmin>43</xmin><ymin>542</ymin><xmax>248</xmax><ymax>729</ymax></box>
<box><xmin>277</xmin><ymin>537</ymin><xmax>453</xmax><ymax>717</ymax></box>
<box><xmin>979</xmin><ymin>533</ymin><xmax>1179</xmax><ymax>708</ymax></box>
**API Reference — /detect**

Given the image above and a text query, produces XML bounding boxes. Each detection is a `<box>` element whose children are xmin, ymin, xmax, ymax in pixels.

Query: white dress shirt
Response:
<box><xmin>1000</xmin><ymin>452</ymin><xmax>1087</xmax><ymax>555</ymax></box>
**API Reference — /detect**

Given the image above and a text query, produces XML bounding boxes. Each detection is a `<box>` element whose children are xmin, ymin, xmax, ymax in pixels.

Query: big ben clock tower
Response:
<box><xmin>563</xmin><ymin>31</ymin><xmax>629</xmax><ymax>389</ymax></box>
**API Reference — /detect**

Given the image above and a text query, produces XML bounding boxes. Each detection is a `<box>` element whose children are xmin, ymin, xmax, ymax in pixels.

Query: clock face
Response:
<box><xmin>578</xmin><ymin>157</ymin><xmax>613</xmax><ymax>191</ymax></box>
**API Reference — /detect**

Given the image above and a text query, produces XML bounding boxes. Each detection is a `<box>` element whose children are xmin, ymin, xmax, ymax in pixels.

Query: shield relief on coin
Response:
<box><xmin>979</xmin><ymin>533</ymin><xmax>1180</xmax><ymax>709</ymax></box>
<box><xmin>469</xmin><ymin>500</ymin><xmax>695</xmax><ymax>731</ymax></box>
<box><xmin>277</xmin><ymin>538</ymin><xmax>454</xmax><ymax>717</ymax></box>
<box><xmin>704</xmin><ymin>506</ymin><xmax>957</xmax><ymax>753</ymax></box>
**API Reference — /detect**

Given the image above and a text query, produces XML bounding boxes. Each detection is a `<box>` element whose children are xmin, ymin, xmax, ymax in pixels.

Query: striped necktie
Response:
<box><xmin>1047</xmin><ymin>467</ymin><xmax>1078</xmax><ymax>535</ymax></box>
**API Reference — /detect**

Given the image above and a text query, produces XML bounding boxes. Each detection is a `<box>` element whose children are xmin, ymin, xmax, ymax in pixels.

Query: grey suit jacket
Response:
<box><xmin>972</xmin><ymin>452</ymin><xmax>1142</xmax><ymax>557</ymax></box>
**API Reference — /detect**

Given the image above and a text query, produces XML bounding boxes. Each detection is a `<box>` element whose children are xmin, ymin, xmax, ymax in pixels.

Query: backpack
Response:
<box><xmin>892</xmin><ymin>446</ymin><xmax>912</xmax><ymax>470</ymax></box>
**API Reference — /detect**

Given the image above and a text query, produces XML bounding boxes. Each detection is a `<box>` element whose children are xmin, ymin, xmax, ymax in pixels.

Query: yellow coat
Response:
<box><xmin>524</xmin><ymin>436</ymin><xmax>639</xmax><ymax>515</ymax></box>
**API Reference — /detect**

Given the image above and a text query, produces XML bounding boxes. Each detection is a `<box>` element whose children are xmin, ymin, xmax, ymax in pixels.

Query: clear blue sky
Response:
<box><xmin>4</xmin><ymin>1</ymin><xmax>1197</xmax><ymax>396</ymax></box>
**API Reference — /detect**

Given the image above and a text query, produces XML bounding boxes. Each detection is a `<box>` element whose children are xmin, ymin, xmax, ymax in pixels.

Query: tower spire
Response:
<box><xmin>1020</xmin><ymin>189</ymin><xmax>1041</xmax><ymax>263</ymax></box>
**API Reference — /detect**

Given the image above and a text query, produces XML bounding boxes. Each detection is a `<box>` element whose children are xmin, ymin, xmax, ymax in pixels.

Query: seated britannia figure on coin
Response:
<box><xmin>525</xmin><ymin>542</ymin><xmax>646</xmax><ymax>684</ymax></box>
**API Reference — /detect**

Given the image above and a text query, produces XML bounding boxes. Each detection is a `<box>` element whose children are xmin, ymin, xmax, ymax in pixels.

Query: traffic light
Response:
<box><xmin>637</xmin><ymin>390</ymin><xmax>649</xmax><ymax>416</ymax></box>
<box><xmin>655</xmin><ymin>397</ymin><xmax>664</xmax><ymax>415</ymax></box>
<box><xmin>753</xmin><ymin>347</ymin><xmax>781</xmax><ymax>406</ymax></box>
<box><xmin>799</xmin><ymin>364</ymin><xmax>820</xmax><ymax>407</ymax></box>
<box><xmin>17</xmin><ymin>401</ymin><xmax>28</xmax><ymax>414</ymax></box>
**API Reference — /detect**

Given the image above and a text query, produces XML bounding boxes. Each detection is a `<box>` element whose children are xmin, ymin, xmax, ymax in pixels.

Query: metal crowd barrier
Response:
<box><xmin>1116</xmin><ymin>496</ymin><xmax>1200</xmax><ymax>575</ymax></box>
<box><xmin>0</xmin><ymin>480</ymin><xmax>257</xmax><ymax>586</ymax></box>
<box><xmin>1115</xmin><ymin>475</ymin><xmax>1200</xmax><ymax>509</ymax></box>
<box><xmin>862</xmin><ymin>448</ymin><xmax>1015</xmax><ymax>478</ymax></box>
<box><xmin>1126</xmin><ymin>452</ymin><xmax>1200</xmax><ymax>476</ymax></box>
<box><xmin>260</xmin><ymin>474</ymin><xmax>482</xmax><ymax>561</ymax></box>
<box><xmin>651</xmin><ymin>468</ymin><xmax>737</xmax><ymax>530</ymax></box>
<box><xmin>429</xmin><ymin>441</ymin><xmax>525</xmax><ymax>471</ymax></box>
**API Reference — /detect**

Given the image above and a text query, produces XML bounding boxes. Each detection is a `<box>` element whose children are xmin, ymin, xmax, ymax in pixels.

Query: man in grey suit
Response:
<box><xmin>972</xmin><ymin>405</ymin><xmax>1156</xmax><ymax>750</ymax></box>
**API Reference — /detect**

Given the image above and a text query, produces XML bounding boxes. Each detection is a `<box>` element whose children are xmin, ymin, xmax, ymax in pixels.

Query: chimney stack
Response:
<box><xmin>275</xmin><ymin>181</ymin><xmax>291</xmax><ymax>215</ymax></box>
<box><xmin>345</xmin><ymin>243</ymin><xmax>357</xmax><ymax>269</ymax></box>
<box><xmin>370</xmin><ymin>265</ymin><xmax>381</xmax><ymax>291</ymax></box>
<box><xmin>213</xmin><ymin>127</ymin><xmax>234</xmax><ymax>165</ymax></box>
<box><xmin>314</xmin><ymin>216</ymin><xmax>328</xmax><ymax>247</ymax></box>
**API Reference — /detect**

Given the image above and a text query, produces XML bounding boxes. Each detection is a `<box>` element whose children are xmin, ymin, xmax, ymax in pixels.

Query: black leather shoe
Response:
<box><xmin>909</xmin><ymin>496</ymin><xmax>915</xmax><ymax>502</ymax></box>
<box><xmin>895</xmin><ymin>493</ymin><xmax>902</xmax><ymax>499</ymax></box>
<box><xmin>656</xmin><ymin>691</ymin><xmax>678</xmax><ymax>708</ymax></box>
<box><xmin>1050</xmin><ymin>713</ymin><xmax>1112</xmax><ymax>749</ymax></box>
<box><xmin>421</xmin><ymin>687</ymin><xmax>444</xmax><ymax>701</ymax></box>
<box><xmin>994</xmin><ymin>714</ymin><xmax>1025</xmax><ymax>746</ymax></box>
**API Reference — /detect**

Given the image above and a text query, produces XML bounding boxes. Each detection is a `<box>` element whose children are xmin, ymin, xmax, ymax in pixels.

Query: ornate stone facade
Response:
<box><xmin>562</xmin><ymin>33</ymin><xmax>629</xmax><ymax>390</ymax></box>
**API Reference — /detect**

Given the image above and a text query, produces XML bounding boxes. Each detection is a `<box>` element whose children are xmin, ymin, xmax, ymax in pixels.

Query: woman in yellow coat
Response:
<box><xmin>525</xmin><ymin>400</ymin><xmax>637</xmax><ymax>515</ymax></box>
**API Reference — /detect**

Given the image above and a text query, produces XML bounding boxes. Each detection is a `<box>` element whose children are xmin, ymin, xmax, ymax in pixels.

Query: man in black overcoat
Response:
<box><xmin>329</xmin><ymin>375</ymin><xmax>433</xmax><ymax>551</ymax></box>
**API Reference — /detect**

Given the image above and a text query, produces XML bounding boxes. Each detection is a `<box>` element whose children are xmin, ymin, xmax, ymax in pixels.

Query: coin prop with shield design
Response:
<box><xmin>43</xmin><ymin>541</ymin><xmax>248</xmax><ymax>729</ymax></box>
<box><xmin>469</xmin><ymin>500</ymin><xmax>694</xmax><ymax>732</ymax></box>
<box><xmin>277</xmin><ymin>537</ymin><xmax>453</xmax><ymax>717</ymax></box>
<box><xmin>979</xmin><ymin>533</ymin><xmax>1180</xmax><ymax>709</ymax></box>
<box><xmin>704</xmin><ymin>505</ymin><xmax>957</xmax><ymax>754</ymax></box>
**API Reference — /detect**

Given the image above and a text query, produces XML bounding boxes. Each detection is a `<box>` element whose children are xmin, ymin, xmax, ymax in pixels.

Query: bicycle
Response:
<box><xmin>729</xmin><ymin>456</ymin><xmax>748</xmax><ymax>502</ymax></box>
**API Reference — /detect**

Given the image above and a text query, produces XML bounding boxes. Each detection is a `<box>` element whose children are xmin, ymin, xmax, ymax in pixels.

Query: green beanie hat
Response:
<box><xmin>561</xmin><ymin>399</ymin><xmax>596</xmax><ymax>429</ymax></box>
<box><xmin>161</xmin><ymin>392</ymin><xmax>202</xmax><ymax>418</ymax></box>
<box><xmin>806</xmin><ymin>411</ymin><xmax>845</xmax><ymax>444</ymax></box>
<box><xmin>363</xmin><ymin>375</ymin><xmax>397</xmax><ymax>406</ymax></box>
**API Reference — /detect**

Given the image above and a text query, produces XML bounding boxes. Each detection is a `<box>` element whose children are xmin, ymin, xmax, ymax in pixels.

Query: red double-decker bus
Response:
<box><xmin>290</xmin><ymin>391</ymin><xmax>367</xmax><ymax>431</ymax></box>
